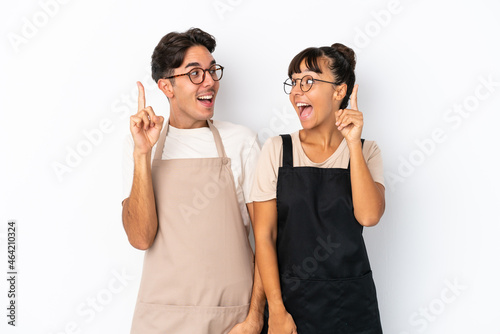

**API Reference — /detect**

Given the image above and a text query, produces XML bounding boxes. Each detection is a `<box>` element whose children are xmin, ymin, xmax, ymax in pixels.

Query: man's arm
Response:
<box><xmin>122</xmin><ymin>150</ymin><xmax>158</xmax><ymax>250</ymax></box>
<box><xmin>122</xmin><ymin>82</ymin><xmax>164</xmax><ymax>250</ymax></box>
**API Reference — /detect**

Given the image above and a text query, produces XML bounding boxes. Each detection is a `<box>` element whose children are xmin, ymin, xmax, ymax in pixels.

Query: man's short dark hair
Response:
<box><xmin>151</xmin><ymin>28</ymin><xmax>217</xmax><ymax>83</ymax></box>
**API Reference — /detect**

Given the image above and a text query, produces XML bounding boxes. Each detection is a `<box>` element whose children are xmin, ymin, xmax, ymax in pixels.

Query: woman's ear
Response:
<box><xmin>158</xmin><ymin>79</ymin><xmax>174</xmax><ymax>98</ymax></box>
<box><xmin>333</xmin><ymin>83</ymin><xmax>347</xmax><ymax>102</ymax></box>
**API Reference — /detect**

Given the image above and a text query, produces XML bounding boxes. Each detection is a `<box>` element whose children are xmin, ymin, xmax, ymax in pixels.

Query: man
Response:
<box><xmin>121</xmin><ymin>28</ymin><xmax>265</xmax><ymax>333</ymax></box>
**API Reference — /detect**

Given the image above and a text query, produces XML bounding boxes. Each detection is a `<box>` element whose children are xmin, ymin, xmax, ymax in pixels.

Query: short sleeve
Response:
<box><xmin>364</xmin><ymin>141</ymin><xmax>385</xmax><ymax>188</ymax></box>
<box><xmin>250</xmin><ymin>136</ymin><xmax>282</xmax><ymax>202</ymax></box>
<box><xmin>241</xmin><ymin>135</ymin><xmax>261</xmax><ymax>203</ymax></box>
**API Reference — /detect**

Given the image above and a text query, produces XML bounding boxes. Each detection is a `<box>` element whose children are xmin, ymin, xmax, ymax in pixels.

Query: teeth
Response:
<box><xmin>297</xmin><ymin>103</ymin><xmax>310</xmax><ymax>107</ymax></box>
<box><xmin>198</xmin><ymin>95</ymin><xmax>213</xmax><ymax>100</ymax></box>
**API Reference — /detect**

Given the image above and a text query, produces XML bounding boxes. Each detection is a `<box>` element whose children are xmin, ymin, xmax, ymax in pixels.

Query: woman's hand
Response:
<box><xmin>268</xmin><ymin>309</ymin><xmax>298</xmax><ymax>334</ymax></box>
<box><xmin>335</xmin><ymin>84</ymin><xmax>363</xmax><ymax>144</ymax></box>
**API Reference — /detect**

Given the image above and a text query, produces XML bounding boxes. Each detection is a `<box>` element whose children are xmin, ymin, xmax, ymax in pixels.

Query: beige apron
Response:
<box><xmin>130</xmin><ymin>120</ymin><xmax>254</xmax><ymax>334</ymax></box>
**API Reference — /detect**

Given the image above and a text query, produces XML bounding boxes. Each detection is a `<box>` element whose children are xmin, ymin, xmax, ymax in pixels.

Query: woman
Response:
<box><xmin>252</xmin><ymin>43</ymin><xmax>385</xmax><ymax>333</ymax></box>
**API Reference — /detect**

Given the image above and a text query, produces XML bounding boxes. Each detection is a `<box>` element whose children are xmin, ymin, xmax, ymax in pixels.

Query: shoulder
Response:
<box><xmin>262</xmin><ymin>131</ymin><xmax>302</xmax><ymax>153</ymax></box>
<box><xmin>262</xmin><ymin>135</ymin><xmax>286</xmax><ymax>154</ymax></box>
<box><xmin>361</xmin><ymin>139</ymin><xmax>384</xmax><ymax>186</ymax></box>
<box><xmin>362</xmin><ymin>139</ymin><xmax>382</xmax><ymax>157</ymax></box>
<box><xmin>213</xmin><ymin>119</ymin><xmax>257</xmax><ymax>141</ymax></box>
<box><xmin>212</xmin><ymin>120</ymin><xmax>260</xmax><ymax>164</ymax></box>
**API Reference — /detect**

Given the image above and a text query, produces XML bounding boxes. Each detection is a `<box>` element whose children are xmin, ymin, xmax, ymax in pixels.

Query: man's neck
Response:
<box><xmin>168</xmin><ymin>112</ymin><xmax>209</xmax><ymax>129</ymax></box>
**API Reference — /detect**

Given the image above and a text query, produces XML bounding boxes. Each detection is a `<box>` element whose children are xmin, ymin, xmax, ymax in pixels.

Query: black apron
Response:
<box><xmin>262</xmin><ymin>134</ymin><xmax>382</xmax><ymax>334</ymax></box>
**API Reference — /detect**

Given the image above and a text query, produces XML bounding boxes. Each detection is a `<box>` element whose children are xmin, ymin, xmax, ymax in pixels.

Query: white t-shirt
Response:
<box><xmin>250</xmin><ymin>131</ymin><xmax>385</xmax><ymax>202</ymax></box>
<box><xmin>122</xmin><ymin>120</ymin><xmax>261</xmax><ymax>228</ymax></box>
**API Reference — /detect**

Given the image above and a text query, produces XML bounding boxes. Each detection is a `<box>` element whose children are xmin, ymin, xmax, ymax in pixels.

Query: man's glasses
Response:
<box><xmin>283</xmin><ymin>75</ymin><xmax>336</xmax><ymax>94</ymax></box>
<box><xmin>164</xmin><ymin>64</ymin><xmax>224</xmax><ymax>85</ymax></box>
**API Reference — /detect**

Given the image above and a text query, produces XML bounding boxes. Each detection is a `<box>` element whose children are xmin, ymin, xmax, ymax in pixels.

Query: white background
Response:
<box><xmin>1</xmin><ymin>0</ymin><xmax>499</xmax><ymax>333</ymax></box>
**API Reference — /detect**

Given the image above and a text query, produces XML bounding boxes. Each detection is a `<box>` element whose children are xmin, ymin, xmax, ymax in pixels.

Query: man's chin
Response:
<box><xmin>199</xmin><ymin>109</ymin><xmax>215</xmax><ymax>120</ymax></box>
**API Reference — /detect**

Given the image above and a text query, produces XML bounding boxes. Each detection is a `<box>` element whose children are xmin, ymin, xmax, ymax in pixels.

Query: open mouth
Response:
<box><xmin>297</xmin><ymin>102</ymin><xmax>313</xmax><ymax>119</ymax></box>
<box><xmin>197</xmin><ymin>94</ymin><xmax>214</xmax><ymax>107</ymax></box>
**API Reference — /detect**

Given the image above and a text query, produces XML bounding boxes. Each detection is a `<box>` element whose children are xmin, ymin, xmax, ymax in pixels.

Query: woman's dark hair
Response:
<box><xmin>151</xmin><ymin>28</ymin><xmax>216</xmax><ymax>83</ymax></box>
<box><xmin>288</xmin><ymin>43</ymin><xmax>356</xmax><ymax>109</ymax></box>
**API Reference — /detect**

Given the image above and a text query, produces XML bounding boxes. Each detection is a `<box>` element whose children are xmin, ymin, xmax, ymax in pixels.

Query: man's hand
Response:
<box><xmin>228</xmin><ymin>317</ymin><xmax>263</xmax><ymax>334</ymax></box>
<box><xmin>130</xmin><ymin>81</ymin><xmax>164</xmax><ymax>155</ymax></box>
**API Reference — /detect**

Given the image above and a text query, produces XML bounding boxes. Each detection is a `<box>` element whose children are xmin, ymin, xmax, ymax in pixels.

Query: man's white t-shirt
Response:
<box><xmin>122</xmin><ymin>120</ymin><xmax>260</xmax><ymax>229</ymax></box>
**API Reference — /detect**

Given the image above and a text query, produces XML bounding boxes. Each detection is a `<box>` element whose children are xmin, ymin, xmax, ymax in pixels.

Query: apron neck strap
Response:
<box><xmin>280</xmin><ymin>134</ymin><xmax>293</xmax><ymax>167</ymax></box>
<box><xmin>280</xmin><ymin>135</ymin><xmax>366</xmax><ymax>170</ymax></box>
<box><xmin>154</xmin><ymin>120</ymin><xmax>169</xmax><ymax>161</ymax></box>
<box><xmin>153</xmin><ymin>119</ymin><xmax>227</xmax><ymax>161</ymax></box>
<box><xmin>207</xmin><ymin>120</ymin><xmax>227</xmax><ymax>158</ymax></box>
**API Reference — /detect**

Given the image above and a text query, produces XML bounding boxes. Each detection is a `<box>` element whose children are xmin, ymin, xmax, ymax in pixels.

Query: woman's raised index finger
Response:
<box><xmin>137</xmin><ymin>81</ymin><xmax>146</xmax><ymax>111</ymax></box>
<box><xmin>350</xmin><ymin>84</ymin><xmax>359</xmax><ymax>110</ymax></box>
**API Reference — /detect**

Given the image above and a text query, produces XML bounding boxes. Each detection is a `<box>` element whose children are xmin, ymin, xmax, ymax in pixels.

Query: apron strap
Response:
<box><xmin>154</xmin><ymin>121</ymin><xmax>170</xmax><ymax>161</ymax></box>
<box><xmin>347</xmin><ymin>138</ymin><xmax>365</xmax><ymax>170</ymax></box>
<box><xmin>153</xmin><ymin>119</ymin><xmax>227</xmax><ymax>162</ymax></box>
<box><xmin>280</xmin><ymin>134</ymin><xmax>293</xmax><ymax>167</ymax></box>
<box><xmin>280</xmin><ymin>135</ymin><xmax>365</xmax><ymax>170</ymax></box>
<box><xmin>207</xmin><ymin>120</ymin><xmax>227</xmax><ymax>158</ymax></box>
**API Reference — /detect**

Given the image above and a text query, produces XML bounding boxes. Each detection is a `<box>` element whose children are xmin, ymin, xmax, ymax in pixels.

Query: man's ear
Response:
<box><xmin>158</xmin><ymin>78</ymin><xmax>174</xmax><ymax>98</ymax></box>
<box><xmin>333</xmin><ymin>83</ymin><xmax>347</xmax><ymax>103</ymax></box>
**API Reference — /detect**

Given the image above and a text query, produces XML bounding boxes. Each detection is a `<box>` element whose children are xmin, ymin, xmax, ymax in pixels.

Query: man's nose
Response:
<box><xmin>201</xmin><ymin>70</ymin><xmax>215</xmax><ymax>86</ymax></box>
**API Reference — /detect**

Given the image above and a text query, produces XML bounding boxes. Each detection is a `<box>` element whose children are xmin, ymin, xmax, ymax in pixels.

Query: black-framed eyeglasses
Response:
<box><xmin>164</xmin><ymin>64</ymin><xmax>224</xmax><ymax>85</ymax></box>
<box><xmin>283</xmin><ymin>75</ymin><xmax>336</xmax><ymax>94</ymax></box>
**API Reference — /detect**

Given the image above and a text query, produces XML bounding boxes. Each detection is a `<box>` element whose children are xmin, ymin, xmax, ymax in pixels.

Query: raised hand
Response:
<box><xmin>335</xmin><ymin>84</ymin><xmax>363</xmax><ymax>144</ymax></box>
<box><xmin>130</xmin><ymin>81</ymin><xmax>165</xmax><ymax>155</ymax></box>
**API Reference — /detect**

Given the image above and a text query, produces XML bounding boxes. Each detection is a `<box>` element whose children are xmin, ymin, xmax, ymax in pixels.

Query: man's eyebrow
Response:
<box><xmin>184</xmin><ymin>60</ymin><xmax>216</xmax><ymax>68</ymax></box>
<box><xmin>185</xmin><ymin>62</ymin><xmax>201</xmax><ymax>68</ymax></box>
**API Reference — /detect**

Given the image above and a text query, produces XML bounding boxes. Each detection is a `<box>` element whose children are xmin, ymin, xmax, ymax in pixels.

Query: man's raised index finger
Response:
<box><xmin>350</xmin><ymin>84</ymin><xmax>358</xmax><ymax>110</ymax></box>
<box><xmin>137</xmin><ymin>81</ymin><xmax>146</xmax><ymax>111</ymax></box>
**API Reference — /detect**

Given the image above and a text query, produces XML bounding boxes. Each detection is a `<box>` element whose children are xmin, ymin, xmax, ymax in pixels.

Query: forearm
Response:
<box><xmin>122</xmin><ymin>151</ymin><xmax>158</xmax><ymax>249</ymax></box>
<box><xmin>254</xmin><ymin>200</ymin><xmax>286</xmax><ymax>314</ymax></box>
<box><xmin>245</xmin><ymin>260</ymin><xmax>266</xmax><ymax>324</ymax></box>
<box><xmin>254</xmin><ymin>226</ymin><xmax>285</xmax><ymax>314</ymax></box>
<box><xmin>348</xmin><ymin>141</ymin><xmax>385</xmax><ymax>226</ymax></box>
<box><xmin>252</xmin><ymin>198</ymin><xmax>297</xmax><ymax>331</ymax></box>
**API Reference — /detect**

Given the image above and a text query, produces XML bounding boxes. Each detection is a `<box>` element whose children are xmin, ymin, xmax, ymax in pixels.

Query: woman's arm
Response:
<box><xmin>229</xmin><ymin>203</ymin><xmax>266</xmax><ymax>333</ymax></box>
<box><xmin>254</xmin><ymin>200</ymin><xmax>297</xmax><ymax>333</ymax></box>
<box><xmin>347</xmin><ymin>142</ymin><xmax>385</xmax><ymax>226</ymax></box>
<box><xmin>335</xmin><ymin>84</ymin><xmax>385</xmax><ymax>226</ymax></box>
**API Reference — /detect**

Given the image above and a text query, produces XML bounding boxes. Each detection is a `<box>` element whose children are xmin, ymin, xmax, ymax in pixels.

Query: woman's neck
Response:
<box><xmin>300</xmin><ymin>114</ymin><xmax>343</xmax><ymax>150</ymax></box>
<box><xmin>299</xmin><ymin>116</ymin><xmax>344</xmax><ymax>163</ymax></box>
